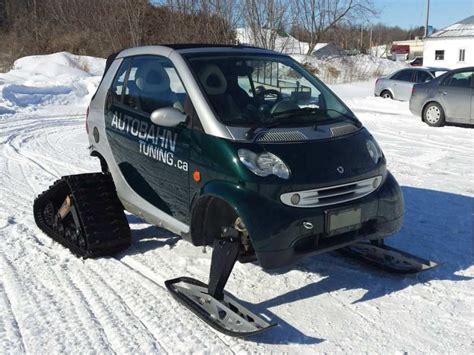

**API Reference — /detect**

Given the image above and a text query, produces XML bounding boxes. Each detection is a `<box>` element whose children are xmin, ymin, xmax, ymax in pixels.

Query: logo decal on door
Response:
<box><xmin>110</xmin><ymin>112</ymin><xmax>188</xmax><ymax>171</ymax></box>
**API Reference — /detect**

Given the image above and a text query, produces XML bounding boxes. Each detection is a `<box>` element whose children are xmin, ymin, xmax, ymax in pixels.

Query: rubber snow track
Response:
<box><xmin>1</xmin><ymin>88</ymin><xmax>473</xmax><ymax>353</ymax></box>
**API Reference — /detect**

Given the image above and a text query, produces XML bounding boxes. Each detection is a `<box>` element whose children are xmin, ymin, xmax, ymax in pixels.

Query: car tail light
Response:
<box><xmin>411</xmin><ymin>86</ymin><xmax>416</xmax><ymax>96</ymax></box>
<box><xmin>86</xmin><ymin>106</ymin><xmax>90</xmax><ymax>134</ymax></box>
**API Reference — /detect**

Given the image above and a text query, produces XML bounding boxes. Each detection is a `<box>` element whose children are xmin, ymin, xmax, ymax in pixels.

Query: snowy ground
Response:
<box><xmin>0</xmin><ymin>53</ymin><xmax>473</xmax><ymax>354</ymax></box>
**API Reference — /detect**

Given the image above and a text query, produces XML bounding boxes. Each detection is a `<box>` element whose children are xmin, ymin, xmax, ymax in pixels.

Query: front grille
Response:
<box><xmin>280</xmin><ymin>176</ymin><xmax>382</xmax><ymax>208</ymax></box>
<box><xmin>256</xmin><ymin>130</ymin><xmax>307</xmax><ymax>142</ymax></box>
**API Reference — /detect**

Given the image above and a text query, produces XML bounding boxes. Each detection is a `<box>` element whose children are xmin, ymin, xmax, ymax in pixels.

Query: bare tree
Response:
<box><xmin>241</xmin><ymin>0</ymin><xmax>288</xmax><ymax>50</ymax></box>
<box><xmin>291</xmin><ymin>0</ymin><xmax>376</xmax><ymax>54</ymax></box>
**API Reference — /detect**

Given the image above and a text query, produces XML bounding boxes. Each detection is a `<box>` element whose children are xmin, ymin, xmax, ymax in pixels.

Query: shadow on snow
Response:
<box><xmin>126</xmin><ymin>186</ymin><xmax>473</xmax><ymax>345</ymax></box>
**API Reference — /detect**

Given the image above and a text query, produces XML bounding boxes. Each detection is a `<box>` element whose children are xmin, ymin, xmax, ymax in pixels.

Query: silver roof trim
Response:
<box><xmin>117</xmin><ymin>45</ymin><xmax>174</xmax><ymax>58</ymax></box>
<box><xmin>175</xmin><ymin>46</ymin><xmax>285</xmax><ymax>55</ymax></box>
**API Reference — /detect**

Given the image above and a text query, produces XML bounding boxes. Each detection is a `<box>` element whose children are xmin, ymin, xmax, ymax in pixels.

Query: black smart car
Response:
<box><xmin>34</xmin><ymin>44</ymin><xmax>437</xmax><ymax>337</ymax></box>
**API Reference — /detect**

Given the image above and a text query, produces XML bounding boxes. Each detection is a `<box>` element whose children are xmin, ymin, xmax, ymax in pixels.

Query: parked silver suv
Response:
<box><xmin>375</xmin><ymin>67</ymin><xmax>449</xmax><ymax>101</ymax></box>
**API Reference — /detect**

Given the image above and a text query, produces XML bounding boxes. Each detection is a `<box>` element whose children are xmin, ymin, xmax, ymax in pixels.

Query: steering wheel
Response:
<box><xmin>255</xmin><ymin>89</ymin><xmax>283</xmax><ymax>103</ymax></box>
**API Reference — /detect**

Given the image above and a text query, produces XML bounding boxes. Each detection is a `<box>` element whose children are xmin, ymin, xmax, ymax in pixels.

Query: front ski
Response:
<box><xmin>340</xmin><ymin>240</ymin><xmax>438</xmax><ymax>274</ymax></box>
<box><xmin>165</xmin><ymin>227</ymin><xmax>275</xmax><ymax>337</ymax></box>
<box><xmin>165</xmin><ymin>277</ymin><xmax>275</xmax><ymax>337</ymax></box>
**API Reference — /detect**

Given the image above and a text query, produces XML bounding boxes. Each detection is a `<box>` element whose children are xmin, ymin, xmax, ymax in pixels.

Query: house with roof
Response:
<box><xmin>423</xmin><ymin>15</ymin><xmax>474</xmax><ymax>69</ymax></box>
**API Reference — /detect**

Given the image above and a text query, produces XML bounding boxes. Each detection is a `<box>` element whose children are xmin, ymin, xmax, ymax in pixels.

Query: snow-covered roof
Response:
<box><xmin>236</xmin><ymin>27</ymin><xmax>310</xmax><ymax>54</ymax></box>
<box><xmin>314</xmin><ymin>43</ymin><xmax>329</xmax><ymax>51</ymax></box>
<box><xmin>428</xmin><ymin>15</ymin><xmax>474</xmax><ymax>38</ymax></box>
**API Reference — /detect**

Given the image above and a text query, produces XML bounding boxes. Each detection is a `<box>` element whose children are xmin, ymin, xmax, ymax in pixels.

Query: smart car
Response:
<box><xmin>34</xmin><ymin>44</ymin><xmax>436</xmax><ymax>336</ymax></box>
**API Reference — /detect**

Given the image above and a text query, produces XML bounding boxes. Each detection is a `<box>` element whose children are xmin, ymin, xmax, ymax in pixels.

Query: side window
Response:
<box><xmin>416</xmin><ymin>71</ymin><xmax>433</xmax><ymax>83</ymax></box>
<box><xmin>110</xmin><ymin>59</ymin><xmax>131</xmax><ymax>103</ymax></box>
<box><xmin>123</xmin><ymin>56</ymin><xmax>187</xmax><ymax>115</ymax></box>
<box><xmin>442</xmin><ymin>71</ymin><xmax>474</xmax><ymax>88</ymax></box>
<box><xmin>237</xmin><ymin>76</ymin><xmax>253</xmax><ymax>97</ymax></box>
<box><xmin>393</xmin><ymin>70</ymin><xmax>414</xmax><ymax>82</ymax></box>
<box><xmin>435</xmin><ymin>50</ymin><xmax>444</xmax><ymax>61</ymax></box>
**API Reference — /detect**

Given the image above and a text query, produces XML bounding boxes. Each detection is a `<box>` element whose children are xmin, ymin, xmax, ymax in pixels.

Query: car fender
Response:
<box><xmin>192</xmin><ymin>180</ymin><xmax>290</xmax><ymax>251</ymax></box>
<box><xmin>378</xmin><ymin>84</ymin><xmax>394</xmax><ymax>97</ymax></box>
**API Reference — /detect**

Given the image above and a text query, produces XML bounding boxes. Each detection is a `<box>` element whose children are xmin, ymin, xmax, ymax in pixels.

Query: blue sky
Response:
<box><xmin>374</xmin><ymin>0</ymin><xmax>474</xmax><ymax>29</ymax></box>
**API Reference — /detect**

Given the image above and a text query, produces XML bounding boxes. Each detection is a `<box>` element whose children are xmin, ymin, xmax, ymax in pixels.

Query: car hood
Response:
<box><xmin>256</xmin><ymin>127</ymin><xmax>385</xmax><ymax>188</ymax></box>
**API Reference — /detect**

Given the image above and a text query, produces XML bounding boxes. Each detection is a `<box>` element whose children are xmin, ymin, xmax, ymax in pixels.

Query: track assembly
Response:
<box><xmin>33</xmin><ymin>173</ymin><xmax>131</xmax><ymax>258</ymax></box>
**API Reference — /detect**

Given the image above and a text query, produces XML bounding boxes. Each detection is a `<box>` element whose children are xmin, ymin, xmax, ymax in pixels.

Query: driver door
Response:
<box><xmin>105</xmin><ymin>55</ymin><xmax>191</xmax><ymax>223</ymax></box>
<box><xmin>438</xmin><ymin>70</ymin><xmax>473</xmax><ymax>124</ymax></box>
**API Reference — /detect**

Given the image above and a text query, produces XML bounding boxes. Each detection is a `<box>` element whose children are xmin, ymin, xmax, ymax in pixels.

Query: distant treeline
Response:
<box><xmin>0</xmin><ymin>0</ymin><xmax>426</xmax><ymax>65</ymax></box>
<box><xmin>0</xmin><ymin>0</ymin><xmax>234</xmax><ymax>60</ymax></box>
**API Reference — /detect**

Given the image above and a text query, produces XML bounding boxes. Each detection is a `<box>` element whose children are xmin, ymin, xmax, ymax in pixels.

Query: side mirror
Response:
<box><xmin>150</xmin><ymin>107</ymin><xmax>187</xmax><ymax>127</ymax></box>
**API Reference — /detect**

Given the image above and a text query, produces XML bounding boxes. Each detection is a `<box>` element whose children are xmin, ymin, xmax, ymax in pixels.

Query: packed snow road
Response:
<box><xmin>0</xmin><ymin>53</ymin><xmax>473</xmax><ymax>353</ymax></box>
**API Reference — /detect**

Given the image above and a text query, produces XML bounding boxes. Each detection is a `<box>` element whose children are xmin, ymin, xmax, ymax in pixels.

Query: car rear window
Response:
<box><xmin>416</xmin><ymin>71</ymin><xmax>432</xmax><ymax>83</ymax></box>
<box><xmin>392</xmin><ymin>70</ymin><xmax>414</xmax><ymax>82</ymax></box>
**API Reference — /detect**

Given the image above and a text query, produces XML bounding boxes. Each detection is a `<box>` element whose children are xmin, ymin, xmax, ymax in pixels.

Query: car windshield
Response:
<box><xmin>184</xmin><ymin>53</ymin><xmax>357</xmax><ymax>128</ymax></box>
<box><xmin>430</xmin><ymin>70</ymin><xmax>448</xmax><ymax>77</ymax></box>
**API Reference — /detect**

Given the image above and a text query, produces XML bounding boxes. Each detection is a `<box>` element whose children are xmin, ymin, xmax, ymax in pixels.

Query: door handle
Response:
<box><xmin>440</xmin><ymin>91</ymin><xmax>447</xmax><ymax>95</ymax></box>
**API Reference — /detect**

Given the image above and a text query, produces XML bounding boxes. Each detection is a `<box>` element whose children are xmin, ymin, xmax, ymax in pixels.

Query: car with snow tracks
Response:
<box><xmin>33</xmin><ymin>44</ymin><xmax>437</xmax><ymax>337</ymax></box>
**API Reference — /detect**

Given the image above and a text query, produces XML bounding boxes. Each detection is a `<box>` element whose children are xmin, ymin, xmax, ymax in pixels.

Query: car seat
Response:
<box><xmin>134</xmin><ymin>61</ymin><xmax>179</xmax><ymax>114</ymax></box>
<box><xmin>198</xmin><ymin>64</ymin><xmax>242</xmax><ymax>121</ymax></box>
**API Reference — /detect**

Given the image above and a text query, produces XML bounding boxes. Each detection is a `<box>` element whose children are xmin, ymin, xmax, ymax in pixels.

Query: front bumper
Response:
<box><xmin>245</xmin><ymin>172</ymin><xmax>404</xmax><ymax>269</ymax></box>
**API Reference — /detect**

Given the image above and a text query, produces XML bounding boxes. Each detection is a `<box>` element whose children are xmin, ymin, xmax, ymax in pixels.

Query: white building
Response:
<box><xmin>423</xmin><ymin>15</ymin><xmax>474</xmax><ymax>69</ymax></box>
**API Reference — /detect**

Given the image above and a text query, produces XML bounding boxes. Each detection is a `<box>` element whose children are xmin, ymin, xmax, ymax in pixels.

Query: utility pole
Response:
<box><xmin>424</xmin><ymin>0</ymin><xmax>430</xmax><ymax>37</ymax></box>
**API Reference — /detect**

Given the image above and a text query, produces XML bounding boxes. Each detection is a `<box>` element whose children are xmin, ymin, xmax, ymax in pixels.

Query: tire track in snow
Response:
<box><xmin>0</xmin><ymin>280</ymin><xmax>26</xmax><ymax>353</ymax></box>
<box><xmin>2</xmin><ymin>222</ymin><xmax>121</xmax><ymax>353</ymax></box>
<box><xmin>114</xmin><ymin>257</ymin><xmax>238</xmax><ymax>354</ymax></box>
<box><xmin>0</xmin><ymin>254</ymin><xmax>73</xmax><ymax>352</ymax></box>
<box><xmin>70</xmin><ymin>261</ymin><xmax>164</xmax><ymax>353</ymax></box>
<box><xmin>50</xmin><ymin>263</ymin><xmax>115</xmax><ymax>354</ymax></box>
<box><xmin>117</xmin><ymin>254</ymin><xmax>269</xmax><ymax>354</ymax></box>
<box><xmin>91</xmin><ymin>258</ymin><xmax>235</xmax><ymax>354</ymax></box>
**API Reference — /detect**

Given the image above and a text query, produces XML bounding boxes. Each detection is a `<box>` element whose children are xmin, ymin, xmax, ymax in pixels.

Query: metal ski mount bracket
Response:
<box><xmin>165</xmin><ymin>226</ymin><xmax>275</xmax><ymax>337</ymax></box>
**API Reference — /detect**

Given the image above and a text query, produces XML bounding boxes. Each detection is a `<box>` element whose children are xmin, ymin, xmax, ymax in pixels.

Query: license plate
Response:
<box><xmin>327</xmin><ymin>207</ymin><xmax>362</xmax><ymax>233</ymax></box>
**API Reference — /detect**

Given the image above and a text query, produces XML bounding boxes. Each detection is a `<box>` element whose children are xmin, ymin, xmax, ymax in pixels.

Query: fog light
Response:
<box><xmin>290</xmin><ymin>193</ymin><xmax>301</xmax><ymax>205</ymax></box>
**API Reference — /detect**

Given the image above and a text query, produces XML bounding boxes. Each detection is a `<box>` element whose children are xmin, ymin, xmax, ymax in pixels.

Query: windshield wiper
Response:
<box><xmin>272</xmin><ymin>107</ymin><xmax>359</xmax><ymax>125</ymax></box>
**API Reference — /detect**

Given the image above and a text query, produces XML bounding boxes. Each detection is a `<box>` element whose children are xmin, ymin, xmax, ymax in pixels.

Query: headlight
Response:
<box><xmin>366</xmin><ymin>139</ymin><xmax>383</xmax><ymax>164</ymax></box>
<box><xmin>238</xmin><ymin>149</ymin><xmax>290</xmax><ymax>179</ymax></box>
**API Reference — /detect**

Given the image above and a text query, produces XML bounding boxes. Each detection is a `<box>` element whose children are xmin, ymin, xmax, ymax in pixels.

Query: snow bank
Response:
<box><xmin>293</xmin><ymin>54</ymin><xmax>407</xmax><ymax>84</ymax></box>
<box><xmin>0</xmin><ymin>52</ymin><xmax>105</xmax><ymax>117</ymax></box>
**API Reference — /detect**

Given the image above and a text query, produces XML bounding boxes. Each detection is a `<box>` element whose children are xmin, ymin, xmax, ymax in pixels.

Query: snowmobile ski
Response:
<box><xmin>165</xmin><ymin>226</ymin><xmax>275</xmax><ymax>337</ymax></box>
<box><xmin>33</xmin><ymin>173</ymin><xmax>131</xmax><ymax>258</ymax></box>
<box><xmin>165</xmin><ymin>277</ymin><xmax>275</xmax><ymax>337</ymax></box>
<box><xmin>339</xmin><ymin>240</ymin><xmax>438</xmax><ymax>273</ymax></box>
